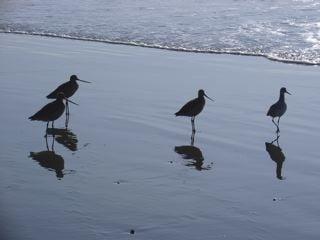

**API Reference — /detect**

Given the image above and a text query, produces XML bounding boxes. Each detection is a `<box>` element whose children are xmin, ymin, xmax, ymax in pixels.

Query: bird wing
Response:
<box><xmin>267</xmin><ymin>102</ymin><xmax>277</xmax><ymax>116</ymax></box>
<box><xmin>175</xmin><ymin>98</ymin><xmax>198</xmax><ymax>116</ymax></box>
<box><xmin>46</xmin><ymin>81</ymin><xmax>69</xmax><ymax>99</ymax></box>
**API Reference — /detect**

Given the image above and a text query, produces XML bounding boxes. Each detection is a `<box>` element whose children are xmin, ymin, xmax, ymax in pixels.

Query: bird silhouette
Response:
<box><xmin>47</xmin><ymin>75</ymin><xmax>90</xmax><ymax>99</ymax></box>
<box><xmin>267</xmin><ymin>87</ymin><xmax>291</xmax><ymax>133</ymax></box>
<box><xmin>29</xmin><ymin>92</ymin><xmax>78</xmax><ymax>132</ymax></box>
<box><xmin>175</xmin><ymin>89</ymin><xmax>213</xmax><ymax>132</ymax></box>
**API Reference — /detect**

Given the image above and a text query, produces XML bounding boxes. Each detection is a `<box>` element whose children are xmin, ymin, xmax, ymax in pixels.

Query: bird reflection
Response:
<box><xmin>175</xmin><ymin>132</ymin><xmax>211</xmax><ymax>171</ymax></box>
<box><xmin>265</xmin><ymin>134</ymin><xmax>286</xmax><ymax>180</ymax></box>
<box><xmin>46</xmin><ymin>128</ymin><xmax>78</xmax><ymax>151</ymax></box>
<box><xmin>29</xmin><ymin>135</ymin><xmax>65</xmax><ymax>179</ymax></box>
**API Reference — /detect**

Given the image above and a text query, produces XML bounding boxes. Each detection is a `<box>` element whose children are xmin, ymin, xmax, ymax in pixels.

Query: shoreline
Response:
<box><xmin>1</xmin><ymin>31</ymin><xmax>319</xmax><ymax>66</ymax></box>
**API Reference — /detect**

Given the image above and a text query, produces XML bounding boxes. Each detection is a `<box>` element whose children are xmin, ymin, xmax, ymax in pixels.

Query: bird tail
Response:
<box><xmin>29</xmin><ymin>115</ymin><xmax>35</xmax><ymax>121</ymax></box>
<box><xmin>175</xmin><ymin>111</ymin><xmax>180</xmax><ymax>116</ymax></box>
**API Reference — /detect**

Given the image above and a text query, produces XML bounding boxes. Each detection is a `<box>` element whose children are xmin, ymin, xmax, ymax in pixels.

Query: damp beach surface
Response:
<box><xmin>1</xmin><ymin>33</ymin><xmax>320</xmax><ymax>240</ymax></box>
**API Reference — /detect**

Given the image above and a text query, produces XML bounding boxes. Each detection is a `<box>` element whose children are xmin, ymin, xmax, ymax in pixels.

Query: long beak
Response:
<box><xmin>204</xmin><ymin>94</ymin><xmax>214</xmax><ymax>101</ymax></box>
<box><xmin>286</xmin><ymin>90</ymin><xmax>291</xmax><ymax>95</ymax></box>
<box><xmin>66</xmin><ymin>99</ymin><xmax>79</xmax><ymax>105</ymax></box>
<box><xmin>77</xmin><ymin>79</ymin><xmax>91</xmax><ymax>83</ymax></box>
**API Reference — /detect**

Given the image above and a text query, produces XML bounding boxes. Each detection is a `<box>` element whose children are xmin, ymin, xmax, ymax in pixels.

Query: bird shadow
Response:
<box><xmin>46</xmin><ymin>128</ymin><xmax>78</xmax><ymax>152</ymax></box>
<box><xmin>265</xmin><ymin>133</ymin><xmax>286</xmax><ymax>180</ymax></box>
<box><xmin>29</xmin><ymin>135</ymin><xmax>75</xmax><ymax>180</ymax></box>
<box><xmin>174</xmin><ymin>132</ymin><xmax>212</xmax><ymax>171</ymax></box>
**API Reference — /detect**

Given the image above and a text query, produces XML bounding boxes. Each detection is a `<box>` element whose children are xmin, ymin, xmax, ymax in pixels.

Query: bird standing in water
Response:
<box><xmin>175</xmin><ymin>89</ymin><xmax>214</xmax><ymax>133</ymax></box>
<box><xmin>29</xmin><ymin>92</ymin><xmax>78</xmax><ymax>132</ymax></box>
<box><xmin>267</xmin><ymin>87</ymin><xmax>291</xmax><ymax>133</ymax></box>
<box><xmin>47</xmin><ymin>75</ymin><xmax>90</xmax><ymax>127</ymax></box>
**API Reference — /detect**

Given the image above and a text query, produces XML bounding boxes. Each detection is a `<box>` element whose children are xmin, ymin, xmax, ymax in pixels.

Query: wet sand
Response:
<box><xmin>1</xmin><ymin>33</ymin><xmax>320</xmax><ymax>240</ymax></box>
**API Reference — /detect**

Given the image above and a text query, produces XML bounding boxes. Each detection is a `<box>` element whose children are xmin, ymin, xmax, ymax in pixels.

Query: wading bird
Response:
<box><xmin>47</xmin><ymin>75</ymin><xmax>90</xmax><ymax>127</ymax></box>
<box><xmin>175</xmin><ymin>89</ymin><xmax>213</xmax><ymax>132</ymax></box>
<box><xmin>29</xmin><ymin>92</ymin><xmax>78</xmax><ymax>132</ymax></box>
<box><xmin>267</xmin><ymin>87</ymin><xmax>291</xmax><ymax>133</ymax></box>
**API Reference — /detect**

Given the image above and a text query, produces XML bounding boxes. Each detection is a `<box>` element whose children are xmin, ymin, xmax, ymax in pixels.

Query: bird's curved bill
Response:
<box><xmin>286</xmin><ymin>90</ymin><xmax>291</xmax><ymax>95</ymax></box>
<box><xmin>77</xmin><ymin>79</ymin><xmax>91</xmax><ymax>83</ymax></box>
<box><xmin>66</xmin><ymin>99</ymin><xmax>79</xmax><ymax>105</ymax></box>
<box><xmin>204</xmin><ymin>94</ymin><xmax>214</xmax><ymax>101</ymax></box>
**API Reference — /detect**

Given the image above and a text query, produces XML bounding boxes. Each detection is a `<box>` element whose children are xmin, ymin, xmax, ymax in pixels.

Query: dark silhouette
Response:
<box><xmin>47</xmin><ymin>75</ymin><xmax>91</xmax><ymax>127</ymax></box>
<box><xmin>47</xmin><ymin>128</ymin><xmax>78</xmax><ymax>151</ymax></box>
<box><xmin>175</xmin><ymin>89</ymin><xmax>213</xmax><ymax>133</ymax></box>
<box><xmin>29</xmin><ymin>92</ymin><xmax>78</xmax><ymax>132</ymax></box>
<box><xmin>29</xmin><ymin>135</ymin><xmax>65</xmax><ymax>179</ymax></box>
<box><xmin>267</xmin><ymin>87</ymin><xmax>291</xmax><ymax>133</ymax></box>
<box><xmin>265</xmin><ymin>134</ymin><xmax>286</xmax><ymax>180</ymax></box>
<box><xmin>175</xmin><ymin>131</ymin><xmax>211</xmax><ymax>171</ymax></box>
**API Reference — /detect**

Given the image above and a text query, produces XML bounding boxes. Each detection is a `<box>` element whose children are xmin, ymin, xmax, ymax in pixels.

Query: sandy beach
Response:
<box><xmin>1</xmin><ymin>33</ymin><xmax>320</xmax><ymax>240</ymax></box>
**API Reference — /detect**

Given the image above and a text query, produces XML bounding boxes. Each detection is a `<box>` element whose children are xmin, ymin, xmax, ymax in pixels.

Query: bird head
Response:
<box><xmin>280</xmin><ymin>87</ymin><xmax>291</xmax><ymax>95</ymax></box>
<box><xmin>198</xmin><ymin>89</ymin><xmax>214</xmax><ymax>101</ymax></box>
<box><xmin>70</xmin><ymin>74</ymin><xmax>91</xmax><ymax>83</ymax></box>
<box><xmin>57</xmin><ymin>92</ymin><xmax>66</xmax><ymax>100</ymax></box>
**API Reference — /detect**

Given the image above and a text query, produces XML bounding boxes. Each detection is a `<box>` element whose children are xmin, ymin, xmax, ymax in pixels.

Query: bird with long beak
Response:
<box><xmin>46</xmin><ymin>74</ymin><xmax>90</xmax><ymax>127</ymax></box>
<box><xmin>46</xmin><ymin>75</ymin><xmax>91</xmax><ymax>99</ymax></box>
<box><xmin>267</xmin><ymin>87</ymin><xmax>291</xmax><ymax>133</ymax></box>
<box><xmin>29</xmin><ymin>92</ymin><xmax>78</xmax><ymax>131</ymax></box>
<box><xmin>175</xmin><ymin>89</ymin><xmax>214</xmax><ymax>133</ymax></box>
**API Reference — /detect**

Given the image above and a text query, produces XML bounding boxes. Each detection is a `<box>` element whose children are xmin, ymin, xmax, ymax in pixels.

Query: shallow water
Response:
<box><xmin>1</xmin><ymin>34</ymin><xmax>320</xmax><ymax>239</ymax></box>
<box><xmin>1</xmin><ymin>0</ymin><xmax>320</xmax><ymax>64</ymax></box>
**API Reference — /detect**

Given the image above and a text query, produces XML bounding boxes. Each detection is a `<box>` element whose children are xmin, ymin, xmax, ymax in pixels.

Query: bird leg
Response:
<box><xmin>190</xmin><ymin>130</ymin><xmax>195</xmax><ymax>146</ymax></box>
<box><xmin>45</xmin><ymin>134</ymin><xmax>49</xmax><ymax>151</ymax></box>
<box><xmin>191</xmin><ymin>117</ymin><xmax>196</xmax><ymax>133</ymax></box>
<box><xmin>51</xmin><ymin>135</ymin><xmax>55</xmax><ymax>152</ymax></box>
<box><xmin>277</xmin><ymin>117</ymin><xmax>281</xmax><ymax>133</ymax></box>
<box><xmin>271</xmin><ymin>134</ymin><xmax>280</xmax><ymax>147</ymax></box>
<box><xmin>65</xmin><ymin>101</ymin><xmax>69</xmax><ymax>129</ymax></box>
<box><xmin>45</xmin><ymin>122</ymin><xmax>49</xmax><ymax>137</ymax></box>
<box><xmin>52</xmin><ymin>121</ymin><xmax>54</xmax><ymax>129</ymax></box>
<box><xmin>272</xmin><ymin>118</ymin><xmax>279</xmax><ymax>133</ymax></box>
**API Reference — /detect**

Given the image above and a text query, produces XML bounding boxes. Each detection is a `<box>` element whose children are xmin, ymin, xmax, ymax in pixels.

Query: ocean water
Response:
<box><xmin>0</xmin><ymin>0</ymin><xmax>320</xmax><ymax>65</ymax></box>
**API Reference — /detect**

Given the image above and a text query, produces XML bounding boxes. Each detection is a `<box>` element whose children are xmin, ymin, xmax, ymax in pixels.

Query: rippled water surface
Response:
<box><xmin>1</xmin><ymin>0</ymin><xmax>320</xmax><ymax>64</ymax></box>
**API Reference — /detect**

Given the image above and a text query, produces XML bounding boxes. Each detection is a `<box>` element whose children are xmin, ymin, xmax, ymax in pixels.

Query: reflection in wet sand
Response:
<box><xmin>175</xmin><ymin>132</ymin><xmax>212</xmax><ymax>171</ymax></box>
<box><xmin>29</xmin><ymin>150</ymin><xmax>64</xmax><ymax>179</ymax></box>
<box><xmin>265</xmin><ymin>134</ymin><xmax>286</xmax><ymax>180</ymax></box>
<box><xmin>29</xmin><ymin>134</ymin><xmax>75</xmax><ymax>179</ymax></box>
<box><xmin>46</xmin><ymin>128</ymin><xmax>78</xmax><ymax>151</ymax></box>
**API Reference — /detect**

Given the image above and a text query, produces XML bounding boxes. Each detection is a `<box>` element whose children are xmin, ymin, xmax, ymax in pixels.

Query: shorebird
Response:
<box><xmin>175</xmin><ymin>89</ymin><xmax>213</xmax><ymax>132</ymax></box>
<box><xmin>267</xmin><ymin>87</ymin><xmax>291</xmax><ymax>133</ymax></box>
<box><xmin>47</xmin><ymin>75</ymin><xmax>90</xmax><ymax>127</ymax></box>
<box><xmin>29</xmin><ymin>92</ymin><xmax>78</xmax><ymax>131</ymax></box>
<box><xmin>47</xmin><ymin>75</ymin><xmax>90</xmax><ymax>99</ymax></box>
